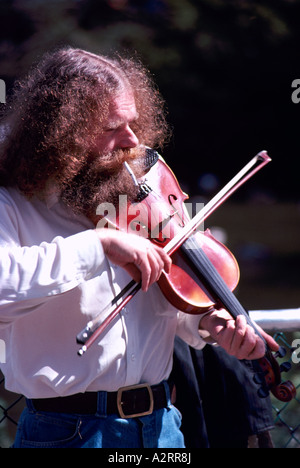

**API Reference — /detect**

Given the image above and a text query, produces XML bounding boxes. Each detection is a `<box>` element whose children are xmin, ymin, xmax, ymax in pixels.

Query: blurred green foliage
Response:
<box><xmin>0</xmin><ymin>1</ymin><xmax>296</xmax><ymax>202</ymax></box>
<box><xmin>1</xmin><ymin>0</ymin><xmax>300</xmax><ymax>199</ymax></box>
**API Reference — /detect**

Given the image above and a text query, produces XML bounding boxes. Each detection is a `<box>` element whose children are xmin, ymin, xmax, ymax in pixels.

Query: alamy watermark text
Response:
<box><xmin>291</xmin><ymin>79</ymin><xmax>300</xmax><ymax>103</ymax></box>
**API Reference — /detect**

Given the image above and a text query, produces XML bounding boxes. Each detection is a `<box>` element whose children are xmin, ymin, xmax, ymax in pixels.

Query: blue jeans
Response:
<box><xmin>13</xmin><ymin>383</ymin><xmax>185</xmax><ymax>448</ymax></box>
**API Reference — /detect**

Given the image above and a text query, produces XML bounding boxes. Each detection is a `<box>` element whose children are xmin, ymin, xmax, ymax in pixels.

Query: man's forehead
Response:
<box><xmin>107</xmin><ymin>90</ymin><xmax>137</xmax><ymax>119</ymax></box>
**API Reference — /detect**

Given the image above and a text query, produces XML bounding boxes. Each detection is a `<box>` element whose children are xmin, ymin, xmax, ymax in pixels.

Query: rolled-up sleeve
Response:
<box><xmin>176</xmin><ymin>312</ymin><xmax>208</xmax><ymax>350</ymax></box>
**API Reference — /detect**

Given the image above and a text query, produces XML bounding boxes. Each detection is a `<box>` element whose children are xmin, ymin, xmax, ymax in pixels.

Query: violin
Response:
<box><xmin>77</xmin><ymin>149</ymin><xmax>296</xmax><ymax>402</ymax></box>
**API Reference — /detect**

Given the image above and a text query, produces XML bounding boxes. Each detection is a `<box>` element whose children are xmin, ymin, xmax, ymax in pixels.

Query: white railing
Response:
<box><xmin>250</xmin><ymin>308</ymin><xmax>300</xmax><ymax>332</ymax></box>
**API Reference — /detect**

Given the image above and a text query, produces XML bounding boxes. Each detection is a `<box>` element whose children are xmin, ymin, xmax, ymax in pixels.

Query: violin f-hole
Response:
<box><xmin>168</xmin><ymin>194</ymin><xmax>185</xmax><ymax>227</ymax></box>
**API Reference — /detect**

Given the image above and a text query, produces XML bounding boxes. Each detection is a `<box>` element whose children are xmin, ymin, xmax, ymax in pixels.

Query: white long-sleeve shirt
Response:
<box><xmin>0</xmin><ymin>187</ymin><xmax>205</xmax><ymax>398</ymax></box>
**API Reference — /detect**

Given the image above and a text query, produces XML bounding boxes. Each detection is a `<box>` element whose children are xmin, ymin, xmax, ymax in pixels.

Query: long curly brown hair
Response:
<box><xmin>0</xmin><ymin>47</ymin><xmax>170</xmax><ymax>199</ymax></box>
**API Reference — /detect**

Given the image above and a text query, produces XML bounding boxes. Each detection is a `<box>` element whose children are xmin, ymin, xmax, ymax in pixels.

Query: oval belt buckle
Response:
<box><xmin>117</xmin><ymin>383</ymin><xmax>154</xmax><ymax>419</ymax></box>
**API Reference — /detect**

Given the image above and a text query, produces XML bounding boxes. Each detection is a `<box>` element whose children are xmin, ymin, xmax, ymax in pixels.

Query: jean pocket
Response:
<box><xmin>19</xmin><ymin>411</ymin><xmax>83</xmax><ymax>448</ymax></box>
<box><xmin>169</xmin><ymin>405</ymin><xmax>183</xmax><ymax>426</ymax></box>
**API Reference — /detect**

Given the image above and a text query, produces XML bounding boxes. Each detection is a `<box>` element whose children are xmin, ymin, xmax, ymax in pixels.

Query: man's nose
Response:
<box><xmin>119</xmin><ymin>125</ymin><xmax>139</xmax><ymax>149</ymax></box>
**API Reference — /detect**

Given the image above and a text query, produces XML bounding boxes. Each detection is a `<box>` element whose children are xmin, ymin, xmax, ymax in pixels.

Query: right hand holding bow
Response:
<box><xmin>96</xmin><ymin>229</ymin><xmax>172</xmax><ymax>292</ymax></box>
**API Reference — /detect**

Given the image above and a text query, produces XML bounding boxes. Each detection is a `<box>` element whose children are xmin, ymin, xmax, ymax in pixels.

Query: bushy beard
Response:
<box><xmin>60</xmin><ymin>147</ymin><xmax>146</xmax><ymax>223</ymax></box>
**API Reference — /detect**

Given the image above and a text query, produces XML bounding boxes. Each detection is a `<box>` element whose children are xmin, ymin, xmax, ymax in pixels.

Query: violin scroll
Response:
<box><xmin>271</xmin><ymin>380</ymin><xmax>297</xmax><ymax>402</ymax></box>
<box><xmin>255</xmin><ymin>347</ymin><xmax>296</xmax><ymax>402</ymax></box>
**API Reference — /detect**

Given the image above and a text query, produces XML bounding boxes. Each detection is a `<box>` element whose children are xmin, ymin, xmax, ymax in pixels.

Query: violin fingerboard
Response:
<box><xmin>181</xmin><ymin>236</ymin><xmax>266</xmax><ymax>345</ymax></box>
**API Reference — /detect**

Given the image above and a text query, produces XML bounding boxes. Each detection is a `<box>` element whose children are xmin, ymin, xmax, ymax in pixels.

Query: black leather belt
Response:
<box><xmin>30</xmin><ymin>382</ymin><xmax>174</xmax><ymax>419</ymax></box>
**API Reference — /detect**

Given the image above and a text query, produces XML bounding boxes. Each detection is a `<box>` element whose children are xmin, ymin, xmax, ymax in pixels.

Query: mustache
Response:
<box><xmin>88</xmin><ymin>146</ymin><xmax>144</xmax><ymax>177</ymax></box>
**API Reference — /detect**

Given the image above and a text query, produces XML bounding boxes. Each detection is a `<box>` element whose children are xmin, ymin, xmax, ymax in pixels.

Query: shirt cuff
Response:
<box><xmin>176</xmin><ymin>312</ymin><xmax>207</xmax><ymax>350</ymax></box>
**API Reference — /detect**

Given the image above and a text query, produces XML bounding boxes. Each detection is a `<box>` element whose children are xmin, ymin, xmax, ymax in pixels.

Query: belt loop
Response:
<box><xmin>26</xmin><ymin>398</ymin><xmax>36</xmax><ymax>413</ymax></box>
<box><xmin>96</xmin><ymin>391</ymin><xmax>108</xmax><ymax>418</ymax></box>
<box><xmin>163</xmin><ymin>380</ymin><xmax>172</xmax><ymax>406</ymax></box>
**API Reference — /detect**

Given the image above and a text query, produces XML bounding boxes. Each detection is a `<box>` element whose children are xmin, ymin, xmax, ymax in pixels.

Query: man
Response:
<box><xmin>0</xmin><ymin>47</ymin><xmax>278</xmax><ymax>448</ymax></box>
